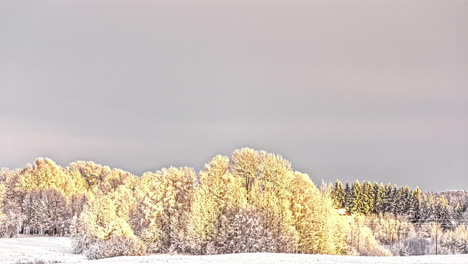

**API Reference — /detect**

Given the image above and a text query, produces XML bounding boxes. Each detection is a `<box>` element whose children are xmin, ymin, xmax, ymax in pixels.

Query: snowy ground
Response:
<box><xmin>0</xmin><ymin>237</ymin><xmax>466</xmax><ymax>264</ymax></box>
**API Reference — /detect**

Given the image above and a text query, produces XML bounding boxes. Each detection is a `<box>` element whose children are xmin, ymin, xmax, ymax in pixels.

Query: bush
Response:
<box><xmin>349</xmin><ymin>217</ymin><xmax>391</xmax><ymax>256</ymax></box>
<box><xmin>70</xmin><ymin>195</ymin><xmax>146</xmax><ymax>259</ymax></box>
<box><xmin>398</xmin><ymin>237</ymin><xmax>431</xmax><ymax>256</ymax></box>
<box><xmin>84</xmin><ymin>235</ymin><xmax>146</xmax><ymax>259</ymax></box>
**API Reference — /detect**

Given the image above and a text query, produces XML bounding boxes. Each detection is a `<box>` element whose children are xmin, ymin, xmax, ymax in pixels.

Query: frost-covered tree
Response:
<box><xmin>21</xmin><ymin>189</ymin><xmax>71</xmax><ymax>235</ymax></box>
<box><xmin>290</xmin><ymin>173</ymin><xmax>349</xmax><ymax>254</ymax></box>
<box><xmin>344</xmin><ymin>182</ymin><xmax>354</xmax><ymax>211</ymax></box>
<box><xmin>408</xmin><ymin>187</ymin><xmax>423</xmax><ymax>225</ymax></box>
<box><xmin>349</xmin><ymin>216</ymin><xmax>391</xmax><ymax>256</ymax></box>
<box><xmin>18</xmin><ymin>159</ymin><xmax>71</xmax><ymax>196</ymax></box>
<box><xmin>221</xmin><ymin>208</ymin><xmax>275</xmax><ymax>254</ymax></box>
<box><xmin>243</xmin><ymin>150</ymin><xmax>297</xmax><ymax>253</ymax></box>
<box><xmin>132</xmin><ymin>167</ymin><xmax>195</xmax><ymax>253</ymax></box>
<box><xmin>66</xmin><ymin>161</ymin><xmax>111</xmax><ymax>190</ymax></box>
<box><xmin>352</xmin><ymin>181</ymin><xmax>367</xmax><ymax>214</ymax></box>
<box><xmin>0</xmin><ymin>169</ymin><xmax>21</xmax><ymax>237</ymax></box>
<box><xmin>71</xmin><ymin>194</ymin><xmax>145</xmax><ymax>259</ymax></box>
<box><xmin>66</xmin><ymin>161</ymin><xmax>135</xmax><ymax>196</ymax></box>
<box><xmin>187</xmin><ymin>155</ymin><xmax>246</xmax><ymax>254</ymax></box>
<box><xmin>0</xmin><ymin>182</ymin><xmax>6</xmax><ymax>235</ymax></box>
<box><xmin>229</xmin><ymin>148</ymin><xmax>260</xmax><ymax>201</ymax></box>
<box><xmin>371</xmin><ymin>182</ymin><xmax>385</xmax><ymax>214</ymax></box>
<box><xmin>433</xmin><ymin>196</ymin><xmax>452</xmax><ymax>228</ymax></box>
<box><xmin>331</xmin><ymin>180</ymin><xmax>346</xmax><ymax>208</ymax></box>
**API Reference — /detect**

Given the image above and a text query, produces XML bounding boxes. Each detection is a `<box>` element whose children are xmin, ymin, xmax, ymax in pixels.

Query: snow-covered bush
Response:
<box><xmin>71</xmin><ymin>194</ymin><xmax>146</xmax><ymax>259</ymax></box>
<box><xmin>349</xmin><ymin>217</ymin><xmax>391</xmax><ymax>256</ymax></box>
<box><xmin>395</xmin><ymin>237</ymin><xmax>431</xmax><ymax>256</ymax></box>
<box><xmin>222</xmin><ymin>208</ymin><xmax>277</xmax><ymax>253</ymax></box>
<box><xmin>84</xmin><ymin>235</ymin><xmax>146</xmax><ymax>259</ymax></box>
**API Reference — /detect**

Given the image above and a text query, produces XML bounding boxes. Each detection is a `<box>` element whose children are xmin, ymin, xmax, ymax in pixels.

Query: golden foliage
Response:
<box><xmin>133</xmin><ymin>167</ymin><xmax>195</xmax><ymax>253</ymax></box>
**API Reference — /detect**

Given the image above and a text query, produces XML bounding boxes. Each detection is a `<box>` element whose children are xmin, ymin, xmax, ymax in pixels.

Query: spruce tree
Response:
<box><xmin>373</xmin><ymin>183</ymin><xmax>385</xmax><ymax>214</ymax></box>
<box><xmin>332</xmin><ymin>180</ymin><xmax>346</xmax><ymax>208</ymax></box>
<box><xmin>408</xmin><ymin>187</ymin><xmax>422</xmax><ymax>225</ymax></box>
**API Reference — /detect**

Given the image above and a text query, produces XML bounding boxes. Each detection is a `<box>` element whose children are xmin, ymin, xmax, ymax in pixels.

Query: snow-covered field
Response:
<box><xmin>0</xmin><ymin>237</ymin><xmax>466</xmax><ymax>264</ymax></box>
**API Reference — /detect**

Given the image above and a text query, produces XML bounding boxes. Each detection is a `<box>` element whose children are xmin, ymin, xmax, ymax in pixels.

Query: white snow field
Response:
<box><xmin>0</xmin><ymin>237</ymin><xmax>466</xmax><ymax>264</ymax></box>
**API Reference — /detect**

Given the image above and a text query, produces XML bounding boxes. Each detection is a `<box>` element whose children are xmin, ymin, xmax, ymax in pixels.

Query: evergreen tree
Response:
<box><xmin>332</xmin><ymin>180</ymin><xmax>346</xmax><ymax>208</ymax></box>
<box><xmin>388</xmin><ymin>185</ymin><xmax>398</xmax><ymax>215</ymax></box>
<box><xmin>434</xmin><ymin>196</ymin><xmax>452</xmax><ymax>229</ymax></box>
<box><xmin>419</xmin><ymin>193</ymin><xmax>431</xmax><ymax>223</ymax></box>
<box><xmin>373</xmin><ymin>183</ymin><xmax>385</xmax><ymax>214</ymax></box>
<box><xmin>352</xmin><ymin>181</ymin><xmax>367</xmax><ymax>215</ymax></box>
<box><xmin>344</xmin><ymin>182</ymin><xmax>354</xmax><ymax>212</ymax></box>
<box><xmin>408</xmin><ymin>187</ymin><xmax>422</xmax><ymax>225</ymax></box>
<box><xmin>362</xmin><ymin>181</ymin><xmax>374</xmax><ymax>215</ymax></box>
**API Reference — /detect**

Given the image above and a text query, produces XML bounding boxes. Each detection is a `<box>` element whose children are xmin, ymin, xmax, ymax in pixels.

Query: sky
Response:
<box><xmin>1</xmin><ymin>0</ymin><xmax>467</xmax><ymax>191</ymax></box>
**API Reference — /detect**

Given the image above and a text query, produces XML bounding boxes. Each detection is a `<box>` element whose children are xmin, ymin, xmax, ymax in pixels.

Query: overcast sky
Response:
<box><xmin>1</xmin><ymin>0</ymin><xmax>467</xmax><ymax>191</ymax></box>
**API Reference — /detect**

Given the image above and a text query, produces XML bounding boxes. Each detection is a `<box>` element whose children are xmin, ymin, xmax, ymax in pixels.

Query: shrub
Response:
<box><xmin>84</xmin><ymin>235</ymin><xmax>146</xmax><ymax>260</ymax></box>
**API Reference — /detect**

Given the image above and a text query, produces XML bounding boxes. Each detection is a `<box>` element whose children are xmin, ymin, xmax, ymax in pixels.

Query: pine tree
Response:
<box><xmin>434</xmin><ymin>196</ymin><xmax>452</xmax><ymax>229</ymax></box>
<box><xmin>332</xmin><ymin>180</ymin><xmax>346</xmax><ymax>208</ymax></box>
<box><xmin>344</xmin><ymin>182</ymin><xmax>354</xmax><ymax>212</ymax></box>
<box><xmin>408</xmin><ymin>187</ymin><xmax>422</xmax><ymax>225</ymax></box>
<box><xmin>373</xmin><ymin>183</ymin><xmax>385</xmax><ymax>214</ymax></box>
<box><xmin>387</xmin><ymin>185</ymin><xmax>398</xmax><ymax>215</ymax></box>
<box><xmin>394</xmin><ymin>187</ymin><xmax>404</xmax><ymax>215</ymax></box>
<box><xmin>352</xmin><ymin>181</ymin><xmax>366</xmax><ymax>214</ymax></box>
<box><xmin>419</xmin><ymin>193</ymin><xmax>430</xmax><ymax>223</ymax></box>
<box><xmin>453</xmin><ymin>202</ymin><xmax>464</xmax><ymax>225</ymax></box>
<box><xmin>362</xmin><ymin>181</ymin><xmax>374</xmax><ymax>215</ymax></box>
<box><xmin>399</xmin><ymin>186</ymin><xmax>412</xmax><ymax>215</ymax></box>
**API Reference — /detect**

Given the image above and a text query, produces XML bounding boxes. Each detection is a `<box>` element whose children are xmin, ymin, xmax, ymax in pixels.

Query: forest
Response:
<box><xmin>0</xmin><ymin>148</ymin><xmax>467</xmax><ymax>259</ymax></box>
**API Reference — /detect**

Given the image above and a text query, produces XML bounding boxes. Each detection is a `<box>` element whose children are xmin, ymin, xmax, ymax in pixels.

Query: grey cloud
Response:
<box><xmin>0</xmin><ymin>0</ymin><xmax>467</xmax><ymax>190</ymax></box>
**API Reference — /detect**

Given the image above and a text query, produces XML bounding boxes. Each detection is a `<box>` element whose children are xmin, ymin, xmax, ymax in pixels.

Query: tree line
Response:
<box><xmin>329</xmin><ymin>180</ymin><xmax>468</xmax><ymax>255</ymax></box>
<box><xmin>0</xmin><ymin>149</ymin><xmax>354</xmax><ymax>258</ymax></box>
<box><xmin>0</xmin><ymin>148</ymin><xmax>467</xmax><ymax>259</ymax></box>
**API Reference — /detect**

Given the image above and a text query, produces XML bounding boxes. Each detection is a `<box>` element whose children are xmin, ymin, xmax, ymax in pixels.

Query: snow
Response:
<box><xmin>0</xmin><ymin>236</ymin><xmax>467</xmax><ymax>264</ymax></box>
